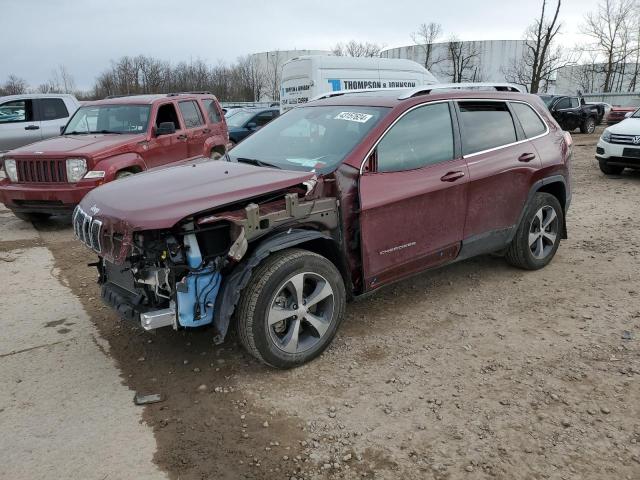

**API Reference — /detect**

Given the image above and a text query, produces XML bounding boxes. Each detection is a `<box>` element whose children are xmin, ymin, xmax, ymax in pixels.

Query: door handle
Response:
<box><xmin>177</xmin><ymin>134</ymin><xmax>188</xmax><ymax>140</ymax></box>
<box><xmin>440</xmin><ymin>171</ymin><xmax>465</xmax><ymax>182</ymax></box>
<box><xmin>24</xmin><ymin>125</ymin><xmax>40</xmax><ymax>130</ymax></box>
<box><xmin>518</xmin><ymin>153</ymin><xmax>536</xmax><ymax>162</ymax></box>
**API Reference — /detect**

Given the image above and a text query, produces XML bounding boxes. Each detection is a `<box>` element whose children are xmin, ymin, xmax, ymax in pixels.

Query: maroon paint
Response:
<box><xmin>0</xmin><ymin>95</ymin><xmax>228</xmax><ymax>213</ymax></box>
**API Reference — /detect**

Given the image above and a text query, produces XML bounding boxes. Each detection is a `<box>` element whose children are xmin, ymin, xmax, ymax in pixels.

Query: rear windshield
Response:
<box><xmin>227</xmin><ymin>105</ymin><xmax>389</xmax><ymax>173</ymax></box>
<box><xmin>538</xmin><ymin>95</ymin><xmax>554</xmax><ymax>108</ymax></box>
<box><xmin>64</xmin><ymin>105</ymin><xmax>151</xmax><ymax>134</ymax></box>
<box><xmin>226</xmin><ymin>110</ymin><xmax>255</xmax><ymax>128</ymax></box>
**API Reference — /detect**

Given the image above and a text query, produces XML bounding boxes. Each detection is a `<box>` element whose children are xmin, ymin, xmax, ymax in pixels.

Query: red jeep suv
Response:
<box><xmin>74</xmin><ymin>83</ymin><xmax>572</xmax><ymax>368</ymax></box>
<box><xmin>0</xmin><ymin>92</ymin><xmax>228</xmax><ymax>221</ymax></box>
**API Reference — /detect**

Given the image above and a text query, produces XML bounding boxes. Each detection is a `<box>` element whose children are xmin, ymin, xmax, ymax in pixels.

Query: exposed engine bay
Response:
<box><xmin>80</xmin><ymin>188</ymin><xmax>339</xmax><ymax>342</ymax></box>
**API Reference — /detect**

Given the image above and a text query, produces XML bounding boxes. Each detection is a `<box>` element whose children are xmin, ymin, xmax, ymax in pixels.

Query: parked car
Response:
<box><xmin>74</xmin><ymin>83</ymin><xmax>572</xmax><ymax>369</ymax></box>
<box><xmin>586</xmin><ymin>101</ymin><xmax>612</xmax><ymax>124</ymax></box>
<box><xmin>596</xmin><ymin>108</ymin><xmax>640</xmax><ymax>174</ymax></box>
<box><xmin>0</xmin><ymin>93</ymin><xmax>80</xmax><ymax>153</ymax></box>
<box><xmin>226</xmin><ymin>107</ymin><xmax>280</xmax><ymax>145</ymax></box>
<box><xmin>0</xmin><ymin>93</ymin><xmax>228</xmax><ymax>221</ymax></box>
<box><xmin>538</xmin><ymin>94</ymin><xmax>601</xmax><ymax>134</ymax></box>
<box><xmin>605</xmin><ymin>106</ymin><xmax>636</xmax><ymax>125</ymax></box>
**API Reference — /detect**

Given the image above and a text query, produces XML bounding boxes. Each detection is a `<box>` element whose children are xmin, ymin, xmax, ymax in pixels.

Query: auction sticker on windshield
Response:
<box><xmin>334</xmin><ymin>112</ymin><xmax>373</xmax><ymax>123</ymax></box>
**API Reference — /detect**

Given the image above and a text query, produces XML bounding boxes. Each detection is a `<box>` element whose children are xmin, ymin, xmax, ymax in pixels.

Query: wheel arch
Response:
<box><xmin>212</xmin><ymin>229</ymin><xmax>344</xmax><ymax>344</ymax></box>
<box><xmin>523</xmin><ymin>175</ymin><xmax>569</xmax><ymax>240</ymax></box>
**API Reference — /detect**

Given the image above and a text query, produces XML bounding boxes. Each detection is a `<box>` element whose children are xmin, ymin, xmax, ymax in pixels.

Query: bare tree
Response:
<box><xmin>0</xmin><ymin>75</ymin><xmax>28</xmax><ymax>96</ymax></box>
<box><xmin>410</xmin><ymin>22</ymin><xmax>443</xmax><ymax>70</ymax></box>
<box><xmin>447</xmin><ymin>37</ymin><xmax>481</xmax><ymax>83</ymax></box>
<box><xmin>235</xmin><ymin>55</ymin><xmax>265</xmax><ymax>101</ymax></box>
<box><xmin>582</xmin><ymin>0</ymin><xmax>637</xmax><ymax>92</ymax></box>
<box><xmin>332</xmin><ymin>40</ymin><xmax>383</xmax><ymax>57</ymax></box>
<box><xmin>264</xmin><ymin>51</ymin><xmax>282</xmax><ymax>101</ymax></box>
<box><xmin>503</xmin><ymin>0</ymin><xmax>574</xmax><ymax>93</ymax></box>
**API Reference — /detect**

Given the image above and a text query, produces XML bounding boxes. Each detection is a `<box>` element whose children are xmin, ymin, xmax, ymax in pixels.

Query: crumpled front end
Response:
<box><xmin>73</xmin><ymin>180</ymin><xmax>339</xmax><ymax>342</ymax></box>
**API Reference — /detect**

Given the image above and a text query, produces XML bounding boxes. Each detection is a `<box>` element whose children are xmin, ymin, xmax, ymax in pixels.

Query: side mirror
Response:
<box><xmin>246</xmin><ymin>122</ymin><xmax>257</xmax><ymax>130</ymax></box>
<box><xmin>625</xmin><ymin>112</ymin><xmax>634</xmax><ymax>118</ymax></box>
<box><xmin>156</xmin><ymin>122</ymin><xmax>176</xmax><ymax>136</ymax></box>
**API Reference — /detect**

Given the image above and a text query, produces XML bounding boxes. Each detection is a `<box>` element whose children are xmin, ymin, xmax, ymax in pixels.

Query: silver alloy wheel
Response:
<box><xmin>586</xmin><ymin>118</ymin><xmax>596</xmax><ymax>133</ymax></box>
<box><xmin>528</xmin><ymin>205</ymin><xmax>558</xmax><ymax>259</ymax></box>
<box><xmin>267</xmin><ymin>272</ymin><xmax>335</xmax><ymax>354</ymax></box>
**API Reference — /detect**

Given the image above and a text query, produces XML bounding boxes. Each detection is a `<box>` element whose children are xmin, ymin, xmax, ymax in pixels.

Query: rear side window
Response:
<box><xmin>178</xmin><ymin>101</ymin><xmax>204</xmax><ymax>128</ymax></box>
<box><xmin>201</xmin><ymin>99</ymin><xmax>222</xmax><ymax>123</ymax></box>
<box><xmin>511</xmin><ymin>102</ymin><xmax>547</xmax><ymax>138</ymax></box>
<box><xmin>570</xmin><ymin>98</ymin><xmax>580</xmax><ymax>108</ymax></box>
<box><xmin>0</xmin><ymin>99</ymin><xmax>34</xmax><ymax>123</ymax></box>
<box><xmin>458</xmin><ymin>101</ymin><xmax>517</xmax><ymax>155</ymax></box>
<box><xmin>38</xmin><ymin>98</ymin><xmax>69</xmax><ymax>121</ymax></box>
<box><xmin>377</xmin><ymin>102</ymin><xmax>454</xmax><ymax>172</ymax></box>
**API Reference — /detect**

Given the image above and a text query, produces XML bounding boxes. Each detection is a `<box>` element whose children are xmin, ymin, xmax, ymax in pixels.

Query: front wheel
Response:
<box><xmin>505</xmin><ymin>193</ymin><xmax>563</xmax><ymax>270</ymax></box>
<box><xmin>580</xmin><ymin>117</ymin><xmax>596</xmax><ymax>134</ymax></box>
<box><xmin>13</xmin><ymin>212</ymin><xmax>51</xmax><ymax>223</ymax></box>
<box><xmin>236</xmin><ymin>249</ymin><xmax>346</xmax><ymax>369</ymax></box>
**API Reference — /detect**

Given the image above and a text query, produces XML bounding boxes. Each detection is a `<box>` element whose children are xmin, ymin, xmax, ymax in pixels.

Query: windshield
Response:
<box><xmin>226</xmin><ymin>110</ymin><xmax>255</xmax><ymax>128</ymax></box>
<box><xmin>64</xmin><ymin>105</ymin><xmax>151</xmax><ymax>134</ymax></box>
<box><xmin>228</xmin><ymin>105</ymin><xmax>389</xmax><ymax>173</ymax></box>
<box><xmin>631</xmin><ymin>108</ymin><xmax>640</xmax><ymax>118</ymax></box>
<box><xmin>539</xmin><ymin>95</ymin><xmax>554</xmax><ymax>108</ymax></box>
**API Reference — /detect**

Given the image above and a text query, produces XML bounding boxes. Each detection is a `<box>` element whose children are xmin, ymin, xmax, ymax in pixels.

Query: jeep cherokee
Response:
<box><xmin>74</xmin><ymin>84</ymin><xmax>572</xmax><ymax>369</ymax></box>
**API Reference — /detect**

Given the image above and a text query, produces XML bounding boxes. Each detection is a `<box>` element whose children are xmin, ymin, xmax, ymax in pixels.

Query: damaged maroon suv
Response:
<box><xmin>75</xmin><ymin>84</ymin><xmax>572</xmax><ymax>368</ymax></box>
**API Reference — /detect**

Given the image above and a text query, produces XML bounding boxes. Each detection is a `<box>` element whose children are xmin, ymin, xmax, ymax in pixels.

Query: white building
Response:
<box><xmin>249</xmin><ymin>49</ymin><xmax>331</xmax><ymax>102</ymax></box>
<box><xmin>381</xmin><ymin>40</ymin><xmax>527</xmax><ymax>85</ymax></box>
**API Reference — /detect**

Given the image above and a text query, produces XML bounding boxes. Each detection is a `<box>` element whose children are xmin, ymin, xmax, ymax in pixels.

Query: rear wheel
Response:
<box><xmin>599</xmin><ymin>160</ymin><xmax>624</xmax><ymax>175</ymax></box>
<box><xmin>505</xmin><ymin>192</ymin><xmax>563</xmax><ymax>270</ymax></box>
<box><xmin>210</xmin><ymin>149</ymin><xmax>224</xmax><ymax>160</ymax></box>
<box><xmin>236</xmin><ymin>249</ymin><xmax>346</xmax><ymax>369</ymax></box>
<box><xmin>13</xmin><ymin>212</ymin><xmax>51</xmax><ymax>223</ymax></box>
<box><xmin>580</xmin><ymin>117</ymin><xmax>596</xmax><ymax>134</ymax></box>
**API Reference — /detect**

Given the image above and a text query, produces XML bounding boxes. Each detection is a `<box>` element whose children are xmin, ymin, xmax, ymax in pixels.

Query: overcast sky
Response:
<box><xmin>2</xmin><ymin>0</ymin><xmax>601</xmax><ymax>90</ymax></box>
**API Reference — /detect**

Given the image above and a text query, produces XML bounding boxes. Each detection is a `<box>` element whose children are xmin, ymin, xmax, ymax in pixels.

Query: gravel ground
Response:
<box><xmin>24</xmin><ymin>128</ymin><xmax>640</xmax><ymax>479</ymax></box>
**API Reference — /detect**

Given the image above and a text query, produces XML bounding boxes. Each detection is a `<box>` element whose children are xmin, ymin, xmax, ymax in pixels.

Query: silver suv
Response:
<box><xmin>0</xmin><ymin>94</ymin><xmax>80</xmax><ymax>153</ymax></box>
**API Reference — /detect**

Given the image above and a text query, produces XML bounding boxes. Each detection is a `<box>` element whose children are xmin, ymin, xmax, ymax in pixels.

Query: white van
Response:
<box><xmin>280</xmin><ymin>55</ymin><xmax>438</xmax><ymax>112</ymax></box>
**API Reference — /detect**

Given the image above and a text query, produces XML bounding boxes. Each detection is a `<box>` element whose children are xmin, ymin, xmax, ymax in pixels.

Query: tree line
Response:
<box><xmin>2</xmin><ymin>0</ymin><xmax>639</xmax><ymax>100</ymax></box>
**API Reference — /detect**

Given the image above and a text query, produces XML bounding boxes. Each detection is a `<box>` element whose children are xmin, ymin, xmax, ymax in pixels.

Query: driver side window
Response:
<box><xmin>376</xmin><ymin>102</ymin><xmax>454</xmax><ymax>173</ymax></box>
<box><xmin>555</xmin><ymin>98</ymin><xmax>571</xmax><ymax>110</ymax></box>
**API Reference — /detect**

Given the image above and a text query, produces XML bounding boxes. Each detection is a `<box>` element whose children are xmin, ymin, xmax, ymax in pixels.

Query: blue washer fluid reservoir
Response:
<box><xmin>177</xmin><ymin>233</ymin><xmax>222</xmax><ymax>328</ymax></box>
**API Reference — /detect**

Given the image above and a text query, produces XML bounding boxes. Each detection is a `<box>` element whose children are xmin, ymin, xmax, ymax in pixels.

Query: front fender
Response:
<box><xmin>92</xmin><ymin>153</ymin><xmax>147</xmax><ymax>182</ymax></box>
<box><xmin>212</xmin><ymin>229</ymin><xmax>332</xmax><ymax>344</ymax></box>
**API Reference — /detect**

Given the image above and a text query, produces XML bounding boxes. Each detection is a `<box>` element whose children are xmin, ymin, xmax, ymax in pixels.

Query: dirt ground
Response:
<box><xmin>19</xmin><ymin>128</ymin><xmax>640</xmax><ymax>479</ymax></box>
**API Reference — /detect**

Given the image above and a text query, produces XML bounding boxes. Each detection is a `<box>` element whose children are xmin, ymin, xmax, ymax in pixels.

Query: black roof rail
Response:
<box><xmin>166</xmin><ymin>91</ymin><xmax>212</xmax><ymax>97</ymax></box>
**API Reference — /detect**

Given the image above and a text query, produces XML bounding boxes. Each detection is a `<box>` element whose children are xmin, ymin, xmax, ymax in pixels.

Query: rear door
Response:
<box><xmin>178</xmin><ymin>100</ymin><xmax>208</xmax><ymax>158</ymax></box>
<box><xmin>457</xmin><ymin>100</ymin><xmax>543</xmax><ymax>244</ymax></box>
<box><xmin>200</xmin><ymin>98</ymin><xmax>227</xmax><ymax>149</ymax></box>
<box><xmin>359</xmin><ymin>101</ymin><xmax>469</xmax><ymax>289</ymax></box>
<box><xmin>35</xmin><ymin>97</ymin><xmax>69</xmax><ymax>140</ymax></box>
<box><xmin>0</xmin><ymin>98</ymin><xmax>41</xmax><ymax>151</ymax></box>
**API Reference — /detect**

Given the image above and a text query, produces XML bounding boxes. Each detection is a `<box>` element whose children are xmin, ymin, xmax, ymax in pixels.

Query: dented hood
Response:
<box><xmin>79</xmin><ymin>160</ymin><xmax>315</xmax><ymax>231</ymax></box>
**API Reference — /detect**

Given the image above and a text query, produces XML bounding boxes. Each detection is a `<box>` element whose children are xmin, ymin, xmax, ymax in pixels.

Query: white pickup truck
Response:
<box><xmin>0</xmin><ymin>93</ymin><xmax>80</xmax><ymax>153</ymax></box>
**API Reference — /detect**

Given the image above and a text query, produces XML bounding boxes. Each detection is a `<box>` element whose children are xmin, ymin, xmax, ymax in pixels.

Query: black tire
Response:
<box><xmin>580</xmin><ymin>116</ymin><xmax>596</xmax><ymax>134</ymax></box>
<box><xmin>599</xmin><ymin>160</ymin><xmax>624</xmax><ymax>175</ymax></box>
<box><xmin>235</xmin><ymin>248</ymin><xmax>346</xmax><ymax>369</ymax></box>
<box><xmin>210</xmin><ymin>149</ymin><xmax>224</xmax><ymax>160</ymax></box>
<box><xmin>505</xmin><ymin>192</ymin><xmax>563</xmax><ymax>270</ymax></box>
<box><xmin>116</xmin><ymin>170</ymin><xmax>135</xmax><ymax>180</ymax></box>
<box><xmin>13</xmin><ymin>212</ymin><xmax>51</xmax><ymax>223</ymax></box>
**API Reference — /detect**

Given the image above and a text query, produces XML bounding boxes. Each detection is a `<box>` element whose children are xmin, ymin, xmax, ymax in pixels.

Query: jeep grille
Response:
<box><xmin>73</xmin><ymin>206</ymin><xmax>102</xmax><ymax>253</ymax></box>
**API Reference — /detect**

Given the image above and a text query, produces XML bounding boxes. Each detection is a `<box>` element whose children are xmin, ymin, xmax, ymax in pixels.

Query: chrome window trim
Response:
<box><xmin>358</xmin><ymin>99</ymin><xmax>451</xmax><ymax>175</ymax></box>
<box><xmin>359</xmin><ymin>98</ymin><xmax>550</xmax><ymax>174</ymax></box>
